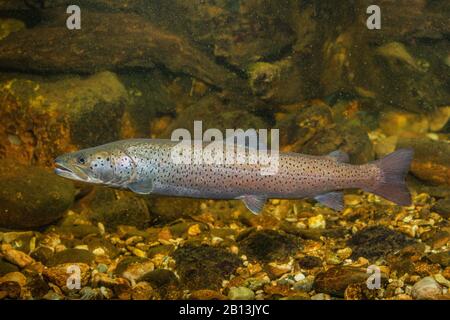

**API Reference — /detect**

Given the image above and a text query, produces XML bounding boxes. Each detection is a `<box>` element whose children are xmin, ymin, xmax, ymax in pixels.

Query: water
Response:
<box><xmin>0</xmin><ymin>0</ymin><xmax>449</xmax><ymax>301</ymax></box>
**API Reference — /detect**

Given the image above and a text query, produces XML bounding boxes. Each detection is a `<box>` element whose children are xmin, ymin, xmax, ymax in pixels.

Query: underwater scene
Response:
<box><xmin>0</xmin><ymin>0</ymin><xmax>449</xmax><ymax>302</ymax></box>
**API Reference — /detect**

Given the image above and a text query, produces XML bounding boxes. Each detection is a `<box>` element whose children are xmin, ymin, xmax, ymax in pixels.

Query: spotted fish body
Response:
<box><xmin>55</xmin><ymin>139</ymin><xmax>413</xmax><ymax>213</ymax></box>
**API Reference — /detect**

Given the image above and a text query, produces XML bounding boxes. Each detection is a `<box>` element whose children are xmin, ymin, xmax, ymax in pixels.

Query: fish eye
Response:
<box><xmin>77</xmin><ymin>155</ymin><xmax>86</xmax><ymax>164</ymax></box>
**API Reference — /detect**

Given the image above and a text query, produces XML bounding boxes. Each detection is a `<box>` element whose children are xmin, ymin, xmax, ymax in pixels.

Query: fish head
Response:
<box><xmin>54</xmin><ymin>148</ymin><xmax>116</xmax><ymax>185</ymax></box>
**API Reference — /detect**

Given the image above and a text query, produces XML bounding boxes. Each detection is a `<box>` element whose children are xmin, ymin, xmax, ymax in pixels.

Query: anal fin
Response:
<box><xmin>241</xmin><ymin>195</ymin><xmax>267</xmax><ymax>214</ymax></box>
<box><xmin>314</xmin><ymin>192</ymin><xmax>344</xmax><ymax>211</ymax></box>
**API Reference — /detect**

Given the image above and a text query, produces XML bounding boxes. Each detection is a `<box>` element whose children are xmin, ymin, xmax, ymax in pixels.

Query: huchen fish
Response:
<box><xmin>54</xmin><ymin>139</ymin><xmax>414</xmax><ymax>214</ymax></box>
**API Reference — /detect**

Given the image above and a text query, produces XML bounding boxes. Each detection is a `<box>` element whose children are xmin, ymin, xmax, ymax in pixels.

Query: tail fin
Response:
<box><xmin>364</xmin><ymin>148</ymin><xmax>414</xmax><ymax>206</ymax></box>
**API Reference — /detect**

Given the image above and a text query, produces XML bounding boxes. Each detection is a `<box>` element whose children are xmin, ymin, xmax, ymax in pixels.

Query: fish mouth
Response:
<box><xmin>54</xmin><ymin>160</ymin><xmax>89</xmax><ymax>182</ymax></box>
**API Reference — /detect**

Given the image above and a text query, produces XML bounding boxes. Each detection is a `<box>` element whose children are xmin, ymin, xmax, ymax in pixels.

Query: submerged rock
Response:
<box><xmin>313</xmin><ymin>266</ymin><xmax>383</xmax><ymax>297</ymax></box>
<box><xmin>432</xmin><ymin>198</ymin><xmax>450</xmax><ymax>219</ymax></box>
<box><xmin>228</xmin><ymin>286</ymin><xmax>255</xmax><ymax>300</ymax></box>
<box><xmin>238</xmin><ymin>229</ymin><xmax>299</xmax><ymax>263</ymax></box>
<box><xmin>88</xmin><ymin>188</ymin><xmax>152</xmax><ymax>231</ymax></box>
<box><xmin>0</xmin><ymin>160</ymin><xmax>75</xmax><ymax>229</ymax></box>
<box><xmin>397</xmin><ymin>138</ymin><xmax>450</xmax><ymax>186</ymax></box>
<box><xmin>0</xmin><ymin>71</ymin><xmax>127</xmax><ymax>166</ymax></box>
<box><xmin>173</xmin><ymin>244</ymin><xmax>241</xmax><ymax>290</ymax></box>
<box><xmin>0</xmin><ymin>259</ymin><xmax>19</xmax><ymax>276</ymax></box>
<box><xmin>147</xmin><ymin>197</ymin><xmax>201</xmax><ymax>224</ymax></box>
<box><xmin>46</xmin><ymin>249</ymin><xmax>95</xmax><ymax>267</ymax></box>
<box><xmin>162</xmin><ymin>95</ymin><xmax>269</xmax><ymax>139</ymax></box>
<box><xmin>412</xmin><ymin>276</ymin><xmax>443</xmax><ymax>300</ymax></box>
<box><xmin>348</xmin><ymin>226</ymin><xmax>414</xmax><ymax>261</ymax></box>
<box><xmin>0</xmin><ymin>11</ymin><xmax>241</xmax><ymax>90</ymax></box>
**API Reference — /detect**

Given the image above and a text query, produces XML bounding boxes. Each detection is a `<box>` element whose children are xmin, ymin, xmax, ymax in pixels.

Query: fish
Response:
<box><xmin>54</xmin><ymin>138</ymin><xmax>414</xmax><ymax>214</ymax></box>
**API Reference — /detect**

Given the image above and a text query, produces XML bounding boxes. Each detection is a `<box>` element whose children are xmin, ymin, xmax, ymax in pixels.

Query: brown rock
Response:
<box><xmin>314</xmin><ymin>266</ymin><xmax>385</xmax><ymax>297</ymax></box>
<box><xmin>0</xmin><ymin>71</ymin><xmax>127</xmax><ymax>166</ymax></box>
<box><xmin>42</xmin><ymin>263</ymin><xmax>90</xmax><ymax>289</ymax></box>
<box><xmin>189</xmin><ymin>289</ymin><xmax>226</xmax><ymax>300</ymax></box>
<box><xmin>0</xmin><ymin>11</ymin><xmax>240</xmax><ymax>90</ymax></box>
<box><xmin>0</xmin><ymin>244</ymin><xmax>35</xmax><ymax>268</ymax></box>
<box><xmin>397</xmin><ymin>138</ymin><xmax>450</xmax><ymax>186</ymax></box>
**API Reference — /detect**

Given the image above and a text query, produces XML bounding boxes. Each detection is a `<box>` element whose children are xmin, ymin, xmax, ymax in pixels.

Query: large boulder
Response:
<box><xmin>0</xmin><ymin>11</ymin><xmax>242</xmax><ymax>90</ymax></box>
<box><xmin>0</xmin><ymin>71</ymin><xmax>127</xmax><ymax>166</ymax></box>
<box><xmin>397</xmin><ymin>138</ymin><xmax>450</xmax><ymax>186</ymax></box>
<box><xmin>0</xmin><ymin>160</ymin><xmax>75</xmax><ymax>229</ymax></box>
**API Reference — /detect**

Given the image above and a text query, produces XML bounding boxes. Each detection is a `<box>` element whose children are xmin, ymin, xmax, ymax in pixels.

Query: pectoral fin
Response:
<box><xmin>242</xmin><ymin>195</ymin><xmax>267</xmax><ymax>214</ymax></box>
<box><xmin>314</xmin><ymin>192</ymin><xmax>344</xmax><ymax>211</ymax></box>
<box><xmin>128</xmin><ymin>181</ymin><xmax>153</xmax><ymax>195</ymax></box>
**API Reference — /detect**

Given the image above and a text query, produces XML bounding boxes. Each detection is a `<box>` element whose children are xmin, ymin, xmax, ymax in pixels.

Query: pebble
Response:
<box><xmin>187</xmin><ymin>224</ymin><xmax>202</xmax><ymax>237</ymax></box>
<box><xmin>344</xmin><ymin>195</ymin><xmax>361</xmax><ymax>206</ymax></box>
<box><xmin>0</xmin><ymin>244</ymin><xmax>35</xmax><ymax>268</ymax></box>
<box><xmin>130</xmin><ymin>248</ymin><xmax>147</xmax><ymax>258</ymax></box>
<box><xmin>308</xmin><ymin>214</ymin><xmax>326</xmax><ymax>229</ymax></box>
<box><xmin>293</xmin><ymin>276</ymin><xmax>314</xmax><ymax>292</ymax></box>
<box><xmin>228</xmin><ymin>286</ymin><xmax>255</xmax><ymax>300</ymax></box>
<box><xmin>294</xmin><ymin>273</ymin><xmax>306</xmax><ymax>282</ymax></box>
<box><xmin>96</xmin><ymin>264</ymin><xmax>109</xmax><ymax>273</ymax></box>
<box><xmin>121</xmin><ymin>261</ymin><xmax>154</xmax><ymax>284</ymax></box>
<box><xmin>433</xmin><ymin>274</ymin><xmax>450</xmax><ymax>288</ymax></box>
<box><xmin>131</xmin><ymin>281</ymin><xmax>153</xmax><ymax>300</ymax></box>
<box><xmin>42</xmin><ymin>263</ymin><xmax>90</xmax><ymax>289</ymax></box>
<box><xmin>311</xmin><ymin>293</ymin><xmax>330</xmax><ymax>300</ymax></box>
<box><xmin>0</xmin><ymin>272</ymin><xmax>27</xmax><ymax>287</ymax></box>
<box><xmin>412</xmin><ymin>276</ymin><xmax>443</xmax><ymax>300</ymax></box>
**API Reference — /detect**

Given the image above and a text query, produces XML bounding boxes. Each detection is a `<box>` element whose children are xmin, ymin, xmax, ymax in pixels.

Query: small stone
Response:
<box><xmin>79</xmin><ymin>287</ymin><xmax>98</xmax><ymax>300</ymax></box>
<box><xmin>432</xmin><ymin>198</ymin><xmax>450</xmax><ymax>219</ymax></box>
<box><xmin>344</xmin><ymin>195</ymin><xmax>361</xmax><ymax>206</ymax></box>
<box><xmin>267</xmin><ymin>262</ymin><xmax>291</xmax><ymax>277</ymax></box>
<box><xmin>0</xmin><ymin>244</ymin><xmax>35</xmax><ymax>268</ymax></box>
<box><xmin>228</xmin><ymin>286</ymin><xmax>255</xmax><ymax>300</ymax></box>
<box><xmin>187</xmin><ymin>224</ymin><xmax>202</xmax><ymax>237</ymax></box>
<box><xmin>311</xmin><ymin>293</ymin><xmax>330</xmax><ymax>300</ymax></box>
<box><xmin>293</xmin><ymin>276</ymin><xmax>314</xmax><ymax>292</ymax></box>
<box><xmin>412</xmin><ymin>276</ymin><xmax>443</xmax><ymax>300</ymax></box>
<box><xmin>115</xmin><ymin>257</ymin><xmax>154</xmax><ymax>284</ymax></box>
<box><xmin>325</xmin><ymin>251</ymin><xmax>342</xmax><ymax>265</ymax></box>
<box><xmin>92</xmin><ymin>248</ymin><xmax>106</xmax><ymax>256</ymax></box>
<box><xmin>294</xmin><ymin>273</ymin><xmax>306</xmax><ymax>282</ymax></box>
<box><xmin>337</xmin><ymin>247</ymin><xmax>353</xmax><ymax>260</ymax></box>
<box><xmin>308</xmin><ymin>214</ymin><xmax>326</xmax><ymax>229</ymax></box>
<box><xmin>130</xmin><ymin>248</ymin><xmax>147</xmax><ymax>258</ymax></box>
<box><xmin>314</xmin><ymin>266</ymin><xmax>376</xmax><ymax>297</ymax></box>
<box><xmin>433</xmin><ymin>274</ymin><xmax>450</xmax><ymax>288</ymax></box>
<box><xmin>428</xmin><ymin>251</ymin><xmax>450</xmax><ymax>267</ymax></box>
<box><xmin>297</xmin><ymin>255</ymin><xmax>322</xmax><ymax>269</ymax></box>
<box><xmin>0</xmin><ymin>258</ymin><xmax>19</xmax><ymax>276</ymax></box>
<box><xmin>43</xmin><ymin>263</ymin><xmax>90</xmax><ymax>289</ymax></box>
<box><xmin>190</xmin><ymin>289</ymin><xmax>226</xmax><ymax>300</ymax></box>
<box><xmin>96</xmin><ymin>264</ymin><xmax>109</xmax><ymax>273</ymax></box>
<box><xmin>132</xmin><ymin>281</ymin><xmax>154</xmax><ymax>300</ymax></box>
<box><xmin>0</xmin><ymin>272</ymin><xmax>27</xmax><ymax>287</ymax></box>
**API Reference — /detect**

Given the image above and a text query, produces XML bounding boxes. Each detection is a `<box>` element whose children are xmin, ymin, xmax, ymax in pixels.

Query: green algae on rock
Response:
<box><xmin>238</xmin><ymin>229</ymin><xmax>300</xmax><ymax>263</ymax></box>
<box><xmin>0</xmin><ymin>160</ymin><xmax>75</xmax><ymax>229</ymax></box>
<box><xmin>173</xmin><ymin>244</ymin><xmax>241</xmax><ymax>290</ymax></box>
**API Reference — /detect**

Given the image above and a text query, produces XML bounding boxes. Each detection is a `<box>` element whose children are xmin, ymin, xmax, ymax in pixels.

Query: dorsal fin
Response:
<box><xmin>328</xmin><ymin>150</ymin><xmax>349</xmax><ymax>163</ymax></box>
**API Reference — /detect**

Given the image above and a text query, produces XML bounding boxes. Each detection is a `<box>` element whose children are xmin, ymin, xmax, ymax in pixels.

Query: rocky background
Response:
<box><xmin>0</xmin><ymin>0</ymin><xmax>449</xmax><ymax>300</ymax></box>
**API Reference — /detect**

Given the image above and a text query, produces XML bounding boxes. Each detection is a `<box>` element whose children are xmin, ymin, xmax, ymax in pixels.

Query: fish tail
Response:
<box><xmin>363</xmin><ymin>148</ymin><xmax>414</xmax><ymax>206</ymax></box>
